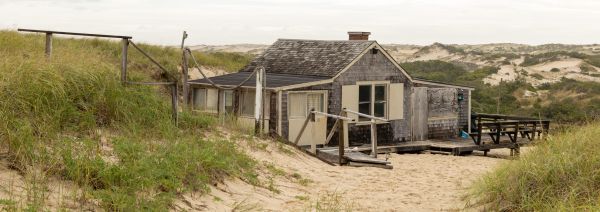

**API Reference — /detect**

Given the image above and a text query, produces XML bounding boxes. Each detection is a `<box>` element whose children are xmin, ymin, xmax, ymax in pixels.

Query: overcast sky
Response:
<box><xmin>1</xmin><ymin>0</ymin><xmax>600</xmax><ymax>46</ymax></box>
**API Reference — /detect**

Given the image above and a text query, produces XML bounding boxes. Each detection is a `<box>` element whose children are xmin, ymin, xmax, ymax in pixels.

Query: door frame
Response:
<box><xmin>287</xmin><ymin>90</ymin><xmax>329</xmax><ymax>145</ymax></box>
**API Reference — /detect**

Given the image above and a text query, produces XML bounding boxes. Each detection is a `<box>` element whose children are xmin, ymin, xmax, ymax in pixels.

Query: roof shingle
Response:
<box><xmin>241</xmin><ymin>39</ymin><xmax>375</xmax><ymax>77</ymax></box>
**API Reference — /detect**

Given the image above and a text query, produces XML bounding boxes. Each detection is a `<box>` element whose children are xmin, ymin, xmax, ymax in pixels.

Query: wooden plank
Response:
<box><xmin>45</xmin><ymin>33</ymin><xmax>52</xmax><ymax>57</ymax></box>
<box><xmin>18</xmin><ymin>28</ymin><xmax>132</xmax><ymax>39</ymax></box>
<box><xmin>121</xmin><ymin>38</ymin><xmax>128</xmax><ymax>83</ymax></box>
<box><xmin>411</xmin><ymin>87</ymin><xmax>428</xmax><ymax>141</ymax></box>
<box><xmin>343</xmin><ymin>151</ymin><xmax>390</xmax><ymax>164</ymax></box>
<box><xmin>370</xmin><ymin>120</ymin><xmax>377</xmax><ymax>158</ymax></box>
<box><xmin>347</xmin><ymin>161</ymin><xmax>393</xmax><ymax>169</ymax></box>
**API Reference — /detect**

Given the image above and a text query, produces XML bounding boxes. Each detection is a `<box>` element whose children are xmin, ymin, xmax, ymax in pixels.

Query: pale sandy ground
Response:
<box><xmin>175</xmin><ymin>134</ymin><xmax>523</xmax><ymax>211</ymax></box>
<box><xmin>187</xmin><ymin>66</ymin><xmax>229</xmax><ymax>80</ymax></box>
<box><xmin>483</xmin><ymin>65</ymin><xmax>519</xmax><ymax>86</ymax></box>
<box><xmin>0</xmin><ymin>133</ymin><xmax>523</xmax><ymax>211</ymax></box>
<box><xmin>0</xmin><ymin>155</ymin><xmax>95</xmax><ymax>211</ymax></box>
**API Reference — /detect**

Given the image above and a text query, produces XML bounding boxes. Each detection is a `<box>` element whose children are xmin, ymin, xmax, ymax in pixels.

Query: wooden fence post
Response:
<box><xmin>338</xmin><ymin>111</ymin><xmax>346</xmax><ymax>165</ymax></box>
<box><xmin>121</xmin><ymin>38</ymin><xmax>129</xmax><ymax>83</ymax></box>
<box><xmin>171</xmin><ymin>83</ymin><xmax>178</xmax><ymax>125</ymax></box>
<box><xmin>370</xmin><ymin>119</ymin><xmax>378</xmax><ymax>158</ymax></box>
<box><xmin>45</xmin><ymin>33</ymin><xmax>52</xmax><ymax>58</ymax></box>
<box><xmin>182</xmin><ymin>49</ymin><xmax>189</xmax><ymax>107</ymax></box>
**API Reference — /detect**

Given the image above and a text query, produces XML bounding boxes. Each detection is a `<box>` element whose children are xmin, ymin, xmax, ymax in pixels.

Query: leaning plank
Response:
<box><xmin>343</xmin><ymin>152</ymin><xmax>391</xmax><ymax>164</ymax></box>
<box><xmin>347</xmin><ymin>162</ymin><xmax>393</xmax><ymax>169</ymax></box>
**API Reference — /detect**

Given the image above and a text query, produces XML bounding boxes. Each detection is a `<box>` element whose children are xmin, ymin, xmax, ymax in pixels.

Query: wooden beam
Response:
<box><xmin>182</xmin><ymin>45</ymin><xmax>189</xmax><ymax>107</ymax></box>
<box><xmin>121</xmin><ymin>38</ymin><xmax>128</xmax><ymax>83</ymax></box>
<box><xmin>338</xmin><ymin>111</ymin><xmax>347</xmax><ymax>164</ymax></box>
<box><xmin>294</xmin><ymin>108</ymin><xmax>313</xmax><ymax>145</ymax></box>
<box><xmin>370</xmin><ymin>119</ymin><xmax>378</xmax><ymax>158</ymax></box>
<box><xmin>171</xmin><ymin>84</ymin><xmax>178</xmax><ymax>125</ymax></box>
<box><xmin>18</xmin><ymin>28</ymin><xmax>132</xmax><ymax>39</ymax></box>
<box><xmin>45</xmin><ymin>33</ymin><xmax>52</xmax><ymax>58</ymax></box>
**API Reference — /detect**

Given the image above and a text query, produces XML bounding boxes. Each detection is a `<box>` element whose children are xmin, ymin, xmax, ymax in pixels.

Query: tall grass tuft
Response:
<box><xmin>467</xmin><ymin>123</ymin><xmax>600</xmax><ymax>211</ymax></box>
<box><xmin>0</xmin><ymin>30</ymin><xmax>256</xmax><ymax>210</ymax></box>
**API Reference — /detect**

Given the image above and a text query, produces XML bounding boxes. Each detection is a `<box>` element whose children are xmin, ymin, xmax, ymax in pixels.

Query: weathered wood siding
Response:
<box><xmin>412</xmin><ymin>83</ymin><xmax>471</xmax><ymax>139</ymax></box>
<box><xmin>331</xmin><ymin>50</ymin><xmax>412</xmax><ymax>145</ymax></box>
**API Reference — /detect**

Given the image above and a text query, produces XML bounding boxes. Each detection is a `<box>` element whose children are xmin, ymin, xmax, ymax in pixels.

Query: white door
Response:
<box><xmin>288</xmin><ymin>92</ymin><xmax>327</xmax><ymax>146</ymax></box>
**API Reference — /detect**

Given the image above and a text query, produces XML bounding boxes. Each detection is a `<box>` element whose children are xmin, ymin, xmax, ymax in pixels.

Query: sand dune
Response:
<box><xmin>177</xmin><ymin>134</ymin><xmax>520</xmax><ymax>211</ymax></box>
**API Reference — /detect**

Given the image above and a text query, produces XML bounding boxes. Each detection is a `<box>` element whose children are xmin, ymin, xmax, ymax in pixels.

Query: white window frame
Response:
<box><xmin>356</xmin><ymin>81</ymin><xmax>389</xmax><ymax>122</ymax></box>
<box><xmin>287</xmin><ymin>90</ymin><xmax>328</xmax><ymax>120</ymax></box>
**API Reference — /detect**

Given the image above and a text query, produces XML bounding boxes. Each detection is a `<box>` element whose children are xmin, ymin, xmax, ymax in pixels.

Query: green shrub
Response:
<box><xmin>530</xmin><ymin>73</ymin><xmax>544</xmax><ymax>80</ymax></box>
<box><xmin>550</xmin><ymin>68</ymin><xmax>560</xmax><ymax>72</ymax></box>
<box><xmin>467</xmin><ymin>123</ymin><xmax>600</xmax><ymax>211</ymax></box>
<box><xmin>0</xmin><ymin>30</ymin><xmax>256</xmax><ymax>210</ymax></box>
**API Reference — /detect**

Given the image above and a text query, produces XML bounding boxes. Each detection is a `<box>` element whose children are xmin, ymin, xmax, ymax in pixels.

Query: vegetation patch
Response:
<box><xmin>0</xmin><ymin>31</ymin><xmax>257</xmax><ymax>210</ymax></box>
<box><xmin>467</xmin><ymin>123</ymin><xmax>600</xmax><ymax>211</ymax></box>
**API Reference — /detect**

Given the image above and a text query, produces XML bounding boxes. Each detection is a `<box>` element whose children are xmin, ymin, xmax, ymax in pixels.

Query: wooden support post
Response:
<box><xmin>370</xmin><ymin>119</ymin><xmax>378</xmax><ymax>158</ymax></box>
<box><xmin>121</xmin><ymin>38</ymin><xmax>129</xmax><ymax>83</ymax></box>
<box><xmin>311</xmin><ymin>112</ymin><xmax>317</xmax><ymax>154</ymax></box>
<box><xmin>254</xmin><ymin>68</ymin><xmax>263</xmax><ymax>135</ymax></box>
<box><xmin>45</xmin><ymin>33</ymin><xmax>52</xmax><ymax>58</ymax></box>
<box><xmin>338</xmin><ymin>112</ymin><xmax>346</xmax><ymax>165</ymax></box>
<box><xmin>171</xmin><ymin>84</ymin><xmax>178</xmax><ymax>125</ymax></box>
<box><xmin>531</xmin><ymin>123</ymin><xmax>537</xmax><ymax>140</ymax></box>
<box><xmin>182</xmin><ymin>48</ymin><xmax>189</xmax><ymax>107</ymax></box>
<box><xmin>476</xmin><ymin>116</ymin><xmax>482</xmax><ymax>145</ymax></box>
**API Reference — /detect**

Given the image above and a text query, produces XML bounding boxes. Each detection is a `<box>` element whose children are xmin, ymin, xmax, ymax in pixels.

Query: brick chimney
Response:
<box><xmin>348</xmin><ymin>31</ymin><xmax>371</xmax><ymax>40</ymax></box>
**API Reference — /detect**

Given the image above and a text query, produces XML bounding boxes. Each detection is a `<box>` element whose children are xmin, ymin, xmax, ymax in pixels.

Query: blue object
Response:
<box><xmin>460</xmin><ymin>130</ymin><xmax>469</xmax><ymax>139</ymax></box>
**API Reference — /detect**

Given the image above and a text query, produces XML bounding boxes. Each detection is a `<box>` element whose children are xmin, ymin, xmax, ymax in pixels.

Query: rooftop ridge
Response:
<box><xmin>276</xmin><ymin>38</ymin><xmax>375</xmax><ymax>42</ymax></box>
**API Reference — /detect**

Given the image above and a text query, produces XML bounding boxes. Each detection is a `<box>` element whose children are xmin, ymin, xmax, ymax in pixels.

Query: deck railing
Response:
<box><xmin>292</xmin><ymin>108</ymin><xmax>389</xmax><ymax>164</ymax></box>
<box><xmin>470</xmin><ymin>113</ymin><xmax>550</xmax><ymax>145</ymax></box>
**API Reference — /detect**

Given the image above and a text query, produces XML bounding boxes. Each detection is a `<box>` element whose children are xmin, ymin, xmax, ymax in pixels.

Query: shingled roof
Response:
<box><xmin>240</xmin><ymin>39</ymin><xmax>375</xmax><ymax>77</ymax></box>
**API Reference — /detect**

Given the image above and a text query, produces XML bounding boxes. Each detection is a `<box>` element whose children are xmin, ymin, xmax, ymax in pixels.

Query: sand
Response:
<box><xmin>0</xmin><ymin>155</ymin><xmax>91</xmax><ymax>211</ymax></box>
<box><xmin>0</xmin><ymin>131</ymin><xmax>518</xmax><ymax>211</ymax></box>
<box><xmin>176</xmin><ymin>135</ymin><xmax>518</xmax><ymax>211</ymax></box>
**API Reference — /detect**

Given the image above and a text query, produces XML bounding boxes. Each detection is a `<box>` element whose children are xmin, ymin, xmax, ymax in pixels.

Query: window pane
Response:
<box><xmin>359</xmin><ymin>103</ymin><xmax>371</xmax><ymax>121</ymax></box>
<box><xmin>359</xmin><ymin>85</ymin><xmax>371</xmax><ymax>102</ymax></box>
<box><xmin>193</xmin><ymin>88</ymin><xmax>206</xmax><ymax>110</ymax></box>
<box><xmin>374</xmin><ymin>102</ymin><xmax>385</xmax><ymax>117</ymax></box>
<box><xmin>375</xmin><ymin>85</ymin><xmax>386</xmax><ymax>101</ymax></box>
<box><xmin>224</xmin><ymin>90</ymin><xmax>233</xmax><ymax>114</ymax></box>
<box><xmin>206</xmin><ymin>89</ymin><xmax>219</xmax><ymax>112</ymax></box>
<box><xmin>241</xmin><ymin>90</ymin><xmax>255</xmax><ymax>116</ymax></box>
<box><xmin>263</xmin><ymin>92</ymin><xmax>271</xmax><ymax>118</ymax></box>
<box><xmin>307</xmin><ymin>93</ymin><xmax>323</xmax><ymax>112</ymax></box>
<box><xmin>289</xmin><ymin>93</ymin><xmax>306</xmax><ymax>118</ymax></box>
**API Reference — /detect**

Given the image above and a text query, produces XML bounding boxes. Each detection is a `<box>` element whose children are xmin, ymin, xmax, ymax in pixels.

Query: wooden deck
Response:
<box><xmin>314</xmin><ymin>137</ymin><xmax>531</xmax><ymax>168</ymax></box>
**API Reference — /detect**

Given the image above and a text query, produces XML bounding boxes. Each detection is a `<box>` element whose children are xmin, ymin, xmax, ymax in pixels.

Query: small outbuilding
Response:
<box><xmin>189</xmin><ymin>32</ymin><xmax>474</xmax><ymax>147</ymax></box>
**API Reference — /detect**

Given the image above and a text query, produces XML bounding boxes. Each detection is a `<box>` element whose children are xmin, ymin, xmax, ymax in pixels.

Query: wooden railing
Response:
<box><xmin>470</xmin><ymin>113</ymin><xmax>550</xmax><ymax>145</ymax></box>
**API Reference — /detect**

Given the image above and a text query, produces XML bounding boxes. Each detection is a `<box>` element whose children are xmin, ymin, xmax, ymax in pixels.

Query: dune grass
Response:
<box><xmin>467</xmin><ymin>123</ymin><xmax>600</xmax><ymax>211</ymax></box>
<box><xmin>0</xmin><ymin>30</ymin><xmax>257</xmax><ymax>210</ymax></box>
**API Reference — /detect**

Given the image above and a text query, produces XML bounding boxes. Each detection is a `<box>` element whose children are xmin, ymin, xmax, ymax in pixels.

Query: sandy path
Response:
<box><xmin>177</xmin><ymin>137</ymin><xmax>515</xmax><ymax>211</ymax></box>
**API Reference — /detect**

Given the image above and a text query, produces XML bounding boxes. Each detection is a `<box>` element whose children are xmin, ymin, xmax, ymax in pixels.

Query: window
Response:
<box><xmin>289</xmin><ymin>93</ymin><xmax>307</xmax><ymax>119</ymax></box>
<box><xmin>193</xmin><ymin>88</ymin><xmax>218</xmax><ymax>113</ymax></box>
<box><xmin>374</xmin><ymin>85</ymin><xmax>386</xmax><ymax>117</ymax></box>
<box><xmin>358</xmin><ymin>84</ymin><xmax>387</xmax><ymax>121</ymax></box>
<box><xmin>240</xmin><ymin>90</ymin><xmax>271</xmax><ymax>118</ymax></box>
<box><xmin>193</xmin><ymin>88</ymin><xmax>206</xmax><ymax>110</ymax></box>
<box><xmin>289</xmin><ymin>92</ymin><xmax>325</xmax><ymax>119</ymax></box>
<box><xmin>241</xmin><ymin>90</ymin><xmax>255</xmax><ymax>116</ymax></box>
<box><xmin>223</xmin><ymin>90</ymin><xmax>234</xmax><ymax>114</ymax></box>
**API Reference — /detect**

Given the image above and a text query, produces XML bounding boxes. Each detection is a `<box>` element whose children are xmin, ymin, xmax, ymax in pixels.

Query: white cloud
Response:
<box><xmin>1</xmin><ymin>0</ymin><xmax>599</xmax><ymax>45</ymax></box>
